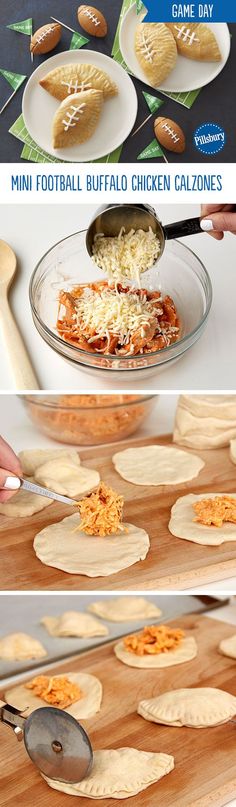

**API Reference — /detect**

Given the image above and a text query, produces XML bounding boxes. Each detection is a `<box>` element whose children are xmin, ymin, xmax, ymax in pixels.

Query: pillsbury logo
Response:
<box><xmin>193</xmin><ymin>123</ymin><xmax>226</xmax><ymax>155</ymax></box>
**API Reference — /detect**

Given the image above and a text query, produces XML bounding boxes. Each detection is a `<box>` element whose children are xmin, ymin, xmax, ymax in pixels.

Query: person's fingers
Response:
<box><xmin>0</xmin><ymin>468</ymin><xmax>21</xmax><ymax>503</ymax></box>
<box><xmin>0</xmin><ymin>436</ymin><xmax>22</xmax><ymax>476</ymax></box>
<box><xmin>203</xmin><ymin>231</ymin><xmax>224</xmax><ymax>241</ymax></box>
<box><xmin>201</xmin><ymin>204</ymin><xmax>235</xmax><ymax>217</ymax></box>
<box><xmin>200</xmin><ymin>211</ymin><xmax>236</xmax><ymax>234</ymax></box>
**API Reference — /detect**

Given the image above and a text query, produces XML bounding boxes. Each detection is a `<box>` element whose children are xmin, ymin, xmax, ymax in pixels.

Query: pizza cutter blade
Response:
<box><xmin>24</xmin><ymin>707</ymin><xmax>93</xmax><ymax>783</ymax></box>
<box><xmin>0</xmin><ymin>702</ymin><xmax>93</xmax><ymax>784</ymax></box>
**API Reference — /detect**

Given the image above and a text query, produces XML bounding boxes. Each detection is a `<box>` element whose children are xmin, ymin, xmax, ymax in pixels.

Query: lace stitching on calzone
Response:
<box><xmin>140</xmin><ymin>30</ymin><xmax>157</xmax><ymax>63</ymax></box>
<box><xmin>174</xmin><ymin>25</ymin><xmax>200</xmax><ymax>45</ymax></box>
<box><xmin>62</xmin><ymin>103</ymin><xmax>86</xmax><ymax>131</ymax></box>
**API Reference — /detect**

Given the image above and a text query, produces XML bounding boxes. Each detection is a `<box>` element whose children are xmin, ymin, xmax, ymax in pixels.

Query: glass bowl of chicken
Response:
<box><xmin>29</xmin><ymin>228</ymin><xmax>212</xmax><ymax>380</ymax></box>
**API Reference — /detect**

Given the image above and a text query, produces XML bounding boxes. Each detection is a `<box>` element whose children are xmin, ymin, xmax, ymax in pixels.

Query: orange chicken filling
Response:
<box><xmin>26</xmin><ymin>675</ymin><xmax>83</xmax><ymax>709</ymax></box>
<box><xmin>124</xmin><ymin>625</ymin><xmax>185</xmax><ymax>656</ymax></box>
<box><xmin>75</xmin><ymin>482</ymin><xmax>125</xmax><ymax>537</ymax></box>
<box><xmin>193</xmin><ymin>496</ymin><xmax>236</xmax><ymax>527</ymax></box>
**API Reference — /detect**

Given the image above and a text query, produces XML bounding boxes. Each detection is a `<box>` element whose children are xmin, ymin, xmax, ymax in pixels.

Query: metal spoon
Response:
<box><xmin>0</xmin><ymin>240</ymin><xmax>39</xmax><ymax>389</ymax></box>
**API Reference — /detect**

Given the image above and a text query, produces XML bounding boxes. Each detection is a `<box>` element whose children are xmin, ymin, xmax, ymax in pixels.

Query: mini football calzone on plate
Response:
<box><xmin>40</xmin><ymin>63</ymin><xmax>118</xmax><ymax>101</ymax></box>
<box><xmin>52</xmin><ymin>88</ymin><xmax>103</xmax><ymax>148</ymax></box>
<box><xmin>135</xmin><ymin>23</ymin><xmax>177</xmax><ymax>86</ymax></box>
<box><xmin>166</xmin><ymin>23</ymin><xmax>221</xmax><ymax>61</ymax></box>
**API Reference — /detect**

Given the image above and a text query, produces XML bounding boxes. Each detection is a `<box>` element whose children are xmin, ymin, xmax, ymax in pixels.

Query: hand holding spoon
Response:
<box><xmin>0</xmin><ymin>240</ymin><xmax>39</xmax><ymax>389</ymax></box>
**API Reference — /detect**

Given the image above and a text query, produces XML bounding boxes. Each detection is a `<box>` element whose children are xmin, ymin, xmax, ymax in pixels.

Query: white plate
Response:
<box><xmin>22</xmin><ymin>49</ymin><xmax>138</xmax><ymax>162</ymax></box>
<box><xmin>119</xmin><ymin>6</ymin><xmax>230</xmax><ymax>93</ymax></box>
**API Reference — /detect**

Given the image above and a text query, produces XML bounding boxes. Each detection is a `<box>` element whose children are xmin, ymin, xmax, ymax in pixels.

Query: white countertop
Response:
<box><xmin>0</xmin><ymin>203</ymin><xmax>235</xmax><ymax>391</ymax></box>
<box><xmin>1</xmin><ymin>393</ymin><xmax>236</xmax><ymax>594</ymax></box>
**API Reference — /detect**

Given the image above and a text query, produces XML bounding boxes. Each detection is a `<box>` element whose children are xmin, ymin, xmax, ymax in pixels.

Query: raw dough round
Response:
<box><xmin>0</xmin><ymin>632</ymin><xmax>47</xmax><ymax>661</ymax></box>
<box><xmin>41</xmin><ymin>611</ymin><xmax>109</xmax><ymax>637</ymax></box>
<box><xmin>230</xmin><ymin>439</ymin><xmax>236</xmax><ymax>465</ymax></box>
<box><xmin>5</xmin><ymin>672</ymin><xmax>102</xmax><ymax>719</ymax></box>
<box><xmin>18</xmin><ymin>448</ymin><xmax>80</xmax><ymax>476</ymax></box>
<box><xmin>34</xmin><ymin>513</ymin><xmax>150</xmax><ymax>577</ymax></box>
<box><xmin>219</xmin><ymin>634</ymin><xmax>236</xmax><ymax>659</ymax></box>
<box><xmin>35</xmin><ymin>459</ymin><xmax>100</xmax><ymax>498</ymax></box>
<box><xmin>88</xmin><ymin>596</ymin><xmax>162</xmax><ymax>622</ymax></box>
<box><xmin>138</xmin><ymin>687</ymin><xmax>236</xmax><ymax>728</ymax></box>
<box><xmin>113</xmin><ymin>445</ymin><xmax>204</xmax><ymax>486</ymax></box>
<box><xmin>114</xmin><ymin>635</ymin><xmax>197</xmax><ymax>668</ymax></box>
<box><xmin>43</xmin><ymin>747</ymin><xmax>174</xmax><ymax>798</ymax></box>
<box><xmin>0</xmin><ymin>478</ymin><xmax>52</xmax><ymax>518</ymax></box>
<box><xmin>169</xmin><ymin>492</ymin><xmax>236</xmax><ymax>546</ymax></box>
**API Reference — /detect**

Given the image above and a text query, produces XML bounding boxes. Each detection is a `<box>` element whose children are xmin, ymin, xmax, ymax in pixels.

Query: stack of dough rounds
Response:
<box><xmin>41</xmin><ymin>611</ymin><xmax>109</xmax><ymax>637</ymax></box>
<box><xmin>169</xmin><ymin>492</ymin><xmax>236</xmax><ymax>546</ymax></box>
<box><xmin>18</xmin><ymin>448</ymin><xmax>81</xmax><ymax>475</ymax></box>
<box><xmin>114</xmin><ymin>634</ymin><xmax>197</xmax><ymax>668</ymax></box>
<box><xmin>138</xmin><ymin>688</ymin><xmax>236</xmax><ymax>728</ymax></box>
<box><xmin>219</xmin><ymin>634</ymin><xmax>236</xmax><ymax>659</ymax></box>
<box><xmin>43</xmin><ymin>747</ymin><xmax>174</xmax><ymax>798</ymax></box>
<box><xmin>5</xmin><ymin>672</ymin><xmax>102</xmax><ymax>720</ymax></box>
<box><xmin>88</xmin><ymin>596</ymin><xmax>162</xmax><ymax>622</ymax></box>
<box><xmin>0</xmin><ymin>632</ymin><xmax>47</xmax><ymax>661</ymax></box>
<box><xmin>34</xmin><ymin>514</ymin><xmax>150</xmax><ymax>577</ymax></box>
<box><xmin>34</xmin><ymin>458</ymin><xmax>100</xmax><ymax>498</ymax></box>
<box><xmin>173</xmin><ymin>395</ymin><xmax>236</xmax><ymax>449</ymax></box>
<box><xmin>113</xmin><ymin>444</ymin><xmax>204</xmax><ymax>486</ymax></box>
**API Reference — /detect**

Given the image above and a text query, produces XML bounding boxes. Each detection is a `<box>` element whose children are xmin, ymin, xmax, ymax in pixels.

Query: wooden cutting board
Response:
<box><xmin>1</xmin><ymin>434</ymin><xmax>236</xmax><ymax>591</ymax></box>
<box><xmin>1</xmin><ymin>614</ymin><xmax>236</xmax><ymax>807</ymax></box>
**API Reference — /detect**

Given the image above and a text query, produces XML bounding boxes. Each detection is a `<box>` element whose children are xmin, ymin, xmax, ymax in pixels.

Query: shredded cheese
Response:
<box><xmin>92</xmin><ymin>227</ymin><xmax>161</xmax><ymax>285</ymax></box>
<box><xmin>74</xmin><ymin>482</ymin><xmax>124</xmax><ymax>538</ymax></box>
<box><xmin>124</xmin><ymin>625</ymin><xmax>185</xmax><ymax>656</ymax></box>
<box><xmin>75</xmin><ymin>482</ymin><xmax>125</xmax><ymax>537</ymax></box>
<box><xmin>193</xmin><ymin>496</ymin><xmax>236</xmax><ymax>527</ymax></box>
<box><xmin>73</xmin><ymin>286</ymin><xmax>158</xmax><ymax>347</ymax></box>
<box><xmin>26</xmin><ymin>675</ymin><xmax>82</xmax><ymax>709</ymax></box>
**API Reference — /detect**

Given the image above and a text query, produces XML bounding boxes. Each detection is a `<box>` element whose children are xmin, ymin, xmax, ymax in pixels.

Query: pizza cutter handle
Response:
<box><xmin>163</xmin><ymin>217</ymin><xmax>202</xmax><ymax>241</ymax></box>
<box><xmin>0</xmin><ymin>700</ymin><xmax>25</xmax><ymax>739</ymax></box>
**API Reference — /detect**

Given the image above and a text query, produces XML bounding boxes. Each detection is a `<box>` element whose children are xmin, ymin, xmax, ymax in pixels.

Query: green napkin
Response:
<box><xmin>9</xmin><ymin>114</ymin><xmax>123</xmax><ymax>163</ymax></box>
<box><xmin>112</xmin><ymin>0</ymin><xmax>201</xmax><ymax>109</ymax></box>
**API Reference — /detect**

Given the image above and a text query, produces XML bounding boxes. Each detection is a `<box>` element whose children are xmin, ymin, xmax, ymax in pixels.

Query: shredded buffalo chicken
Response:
<box><xmin>56</xmin><ymin>281</ymin><xmax>180</xmax><ymax>356</ymax></box>
<box><xmin>75</xmin><ymin>482</ymin><xmax>125</xmax><ymax>537</ymax></box>
<box><xmin>26</xmin><ymin>675</ymin><xmax>82</xmax><ymax>709</ymax></box>
<box><xmin>193</xmin><ymin>495</ymin><xmax>236</xmax><ymax>527</ymax></box>
<box><xmin>124</xmin><ymin>625</ymin><xmax>185</xmax><ymax>656</ymax></box>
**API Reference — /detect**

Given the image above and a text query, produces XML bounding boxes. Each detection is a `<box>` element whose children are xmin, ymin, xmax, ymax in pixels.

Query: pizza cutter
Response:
<box><xmin>0</xmin><ymin>701</ymin><xmax>93</xmax><ymax>783</ymax></box>
<box><xmin>86</xmin><ymin>203</ymin><xmax>203</xmax><ymax>269</ymax></box>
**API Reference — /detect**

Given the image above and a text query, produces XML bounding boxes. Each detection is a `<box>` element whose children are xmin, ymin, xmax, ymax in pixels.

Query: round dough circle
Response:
<box><xmin>113</xmin><ymin>445</ymin><xmax>204</xmax><ymax>486</ymax></box>
<box><xmin>219</xmin><ymin>634</ymin><xmax>236</xmax><ymax>659</ymax></box>
<box><xmin>0</xmin><ymin>632</ymin><xmax>47</xmax><ymax>661</ymax></box>
<box><xmin>43</xmin><ymin>748</ymin><xmax>174</xmax><ymax>798</ymax></box>
<box><xmin>5</xmin><ymin>672</ymin><xmax>102</xmax><ymax>720</ymax></box>
<box><xmin>114</xmin><ymin>635</ymin><xmax>197</xmax><ymax>668</ymax></box>
<box><xmin>41</xmin><ymin>611</ymin><xmax>109</xmax><ymax>638</ymax></box>
<box><xmin>138</xmin><ymin>687</ymin><xmax>236</xmax><ymax>728</ymax></box>
<box><xmin>169</xmin><ymin>492</ymin><xmax>236</xmax><ymax>546</ymax></box>
<box><xmin>34</xmin><ymin>513</ymin><xmax>150</xmax><ymax>577</ymax></box>
<box><xmin>18</xmin><ymin>448</ymin><xmax>80</xmax><ymax>476</ymax></box>
<box><xmin>35</xmin><ymin>459</ymin><xmax>100</xmax><ymax>498</ymax></box>
<box><xmin>0</xmin><ymin>479</ymin><xmax>52</xmax><ymax>518</ymax></box>
<box><xmin>88</xmin><ymin>596</ymin><xmax>162</xmax><ymax>622</ymax></box>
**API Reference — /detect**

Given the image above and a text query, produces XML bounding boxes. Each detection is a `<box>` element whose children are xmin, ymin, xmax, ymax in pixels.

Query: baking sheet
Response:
<box><xmin>0</xmin><ymin>594</ymin><xmax>227</xmax><ymax>683</ymax></box>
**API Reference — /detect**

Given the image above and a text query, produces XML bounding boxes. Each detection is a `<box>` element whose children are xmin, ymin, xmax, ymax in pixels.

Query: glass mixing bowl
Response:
<box><xmin>22</xmin><ymin>394</ymin><xmax>156</xmax><ymax>445</ymax></box>
<box><xmin>29</xmin><ymin>229</ymin><xmax>212</xmax><ymax>380</ymax></box>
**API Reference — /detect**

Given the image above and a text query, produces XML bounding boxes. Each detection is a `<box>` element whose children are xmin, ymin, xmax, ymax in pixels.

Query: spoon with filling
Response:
<box><xmin>0</xmin><ymin>240</ymin><xmax>39</xmax><ymax>389</ymax></box>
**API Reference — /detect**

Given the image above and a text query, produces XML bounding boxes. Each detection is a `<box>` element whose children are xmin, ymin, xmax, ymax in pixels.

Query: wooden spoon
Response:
<box><xmin>0</xmin><ymin>240</ymin><xmax>39</xmax><ymax>389</ymax></box>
